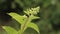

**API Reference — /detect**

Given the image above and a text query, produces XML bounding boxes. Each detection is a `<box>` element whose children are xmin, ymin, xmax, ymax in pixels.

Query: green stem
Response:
<box><xmin>19</xmin><ymin>15</ymin><xmax>31</xmax><ymax>34</ymax></box>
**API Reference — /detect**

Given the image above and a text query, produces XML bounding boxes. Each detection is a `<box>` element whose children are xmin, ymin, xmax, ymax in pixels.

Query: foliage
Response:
<box><xmin>2</xmin><ymin>6</ymin><xmax>40</xmax><ymax>34</ymax></box>
<box><xmin>0</xmin><ymin>0</ymin><xmax>60</xmax><ymax>34</ymax></box>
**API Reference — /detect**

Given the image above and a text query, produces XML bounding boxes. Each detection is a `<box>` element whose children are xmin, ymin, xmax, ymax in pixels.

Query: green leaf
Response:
<box><xmin>28</xmin><ymin>23</ymin><xmax>40</xmax><ymax>34</ymax></box>
<box><xmin>9</xmin><ymin>13</ymin><xmax>27</xmax><ymax>24</ymax></box>
<box><xmin>2</xmin><ymin>26</ymin><xmax>18</xmax><ymax>34</ymax></box>
<box><xmin>30</xmin><ymin>15</ymin><xmax>40</xmax><ymax>20</ymax></box>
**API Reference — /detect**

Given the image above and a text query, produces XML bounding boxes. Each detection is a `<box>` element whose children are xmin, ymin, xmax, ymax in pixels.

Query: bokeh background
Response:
<box><xmin>0</xmin><ymin>0</ymin><xmax>60</xmax><ymax>34</ymax></box>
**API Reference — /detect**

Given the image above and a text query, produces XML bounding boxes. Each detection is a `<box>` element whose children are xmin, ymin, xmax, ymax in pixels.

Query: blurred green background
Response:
<box><xmin>0</xmin><ymin>0</ymin><xmax>60</xmax><ymax>34</ymax></box>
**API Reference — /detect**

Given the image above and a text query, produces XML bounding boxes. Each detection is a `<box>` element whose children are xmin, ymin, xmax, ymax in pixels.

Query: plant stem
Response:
<box><xmin>20</xmin><ymin>15</ymin><xmax>31</xmax><ymax>34</ymax></box>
